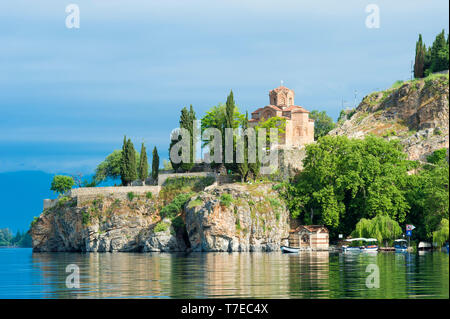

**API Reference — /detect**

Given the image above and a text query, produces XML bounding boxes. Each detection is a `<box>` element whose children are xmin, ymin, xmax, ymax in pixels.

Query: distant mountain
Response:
<box><xmin>330</xmin><ymin>72</ymin><xmax>449</xmax><ymax>161</ymax></box>
<box><xmin>0</xmin><ymin>171</ymin><xmax>55</xmax><ymax>233</ymax></box>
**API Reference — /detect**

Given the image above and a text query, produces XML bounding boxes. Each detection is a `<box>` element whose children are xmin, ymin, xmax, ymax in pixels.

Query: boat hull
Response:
<box><xmin>281</xmin><ymin>246</ymin><xmax>300</xmax><ymax>254</ymax></box>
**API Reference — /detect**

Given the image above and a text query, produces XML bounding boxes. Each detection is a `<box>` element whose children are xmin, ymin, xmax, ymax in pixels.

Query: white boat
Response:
<box><xmin>281</xmin><ymin>246</ymin><xmax>300</xmax><ymax>254</ymax></box>
<box><xmin>394</xmin><ymin>239</ymin><xmax>408</xmax><ymax>252</ymax></box>
<box><xmin>342</xmin><ymin>238</ymin><xmax>365</xmax><ymax>252</ymax></box>
<box><xmin>361</xmin><ymin>238</ymin><xmax>378</xmax><ymax>252</ymax></box>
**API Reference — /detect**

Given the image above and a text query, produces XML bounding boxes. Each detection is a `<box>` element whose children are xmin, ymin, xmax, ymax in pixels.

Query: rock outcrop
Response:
<box><xmin>330</xmin><ymin>73</ymin><xmax>449</xmax><ymax>161</ymax></box>
<box><xmin>31</xmin><ymin>196</ymin><xmax>186</xmax><ymax>252</ymax></box>
<box><xmin>185</xmin><ymin>183</ymin><xmax>290</xmax><ymax>252</ymax></box>
<box><xmin>31</xmin><ymin>183</ymin><xmax>290</xmax><ymax>252</ymax></box>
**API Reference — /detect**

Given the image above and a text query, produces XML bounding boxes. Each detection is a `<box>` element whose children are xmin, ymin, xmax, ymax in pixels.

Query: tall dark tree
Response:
<box><xmin>152</xmin><ymin>146</ymin><xmax>160</xmax><ymax>182</ymax></box>
<box><xmin>430</xmin><ymin>29</ymin><xmax>449</xmax><ymax>73</ymax></box>
<box><xmin>138</xmin><ymin>142</ymin><xmax>149</xmax><ymax>181</ymax></box>
<box><xmin>120</xmin><ymin>136</ymin><xmax>138</xmax><ymax>185</ymax></box>
<box><xmin>120</xmin><ymin>136</ymin><xmax>128</xmax><ymax>185</ymax></box>
<box><xmin>236</xmin><ymin>111</ymin><xmax>249</xmax><ymax>181</ymax></box>
<box><xmin>414</xmin><ymin>34</ymin><xmax>425</xmax><ymax>78</ymax></box>
<box><xmin>224</xmin><ymin>90</ymin><xmax>237</xmax><ymax>172</ymax></box>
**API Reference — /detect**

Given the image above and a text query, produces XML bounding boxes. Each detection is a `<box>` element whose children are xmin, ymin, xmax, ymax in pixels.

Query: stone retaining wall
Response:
<box><xmin>68</xmin><ymin>186</ymin><xmax>161</xmax><ymax>207</ymax></box>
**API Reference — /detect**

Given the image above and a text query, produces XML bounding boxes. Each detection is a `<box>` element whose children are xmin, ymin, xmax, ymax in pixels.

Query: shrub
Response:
<box><xmin>154</xmin><ymin>221</ymin><xmax>169</xmax><ymax>233</ymax></box>
<box><xmin>427</xmin><ymin>148</ymin><xmax>447</xmax><ymax>164</ymax></box>
<box><xmin>82</xmin><ymin>211</ymin><xmax>91</xmax><ymax>225</ymax></box>
<box><xmin>50</xmin><ymin>175</ymin><xmax>74</xmax><ymax>194</ymax></box>
<box><xmin>160</xmin><ymin>193</ymin><xmax>192</xmax><ymax>219</ymax></box>
<box><xmin>30</xmin><ymin>216</ymin><xmax>39</xmax><ymax>228</ymax></box>
<box><xmin>220</xmin><ymin>193</ymin><xmax>233</xmax><ymax>207</ymax></box>
<box><xmin>268</xmin><ymin>197</ymin><xmax>281</xmax><ymax>209</ymax></box>
<box><xmin>146</xmin><ymin>192</ymin><xmax>153</xmax><ymax>199</ymax></box>
<box><xmin>127</xmin><ymin>192</ymin><xmax>135</xmax><ymax>201</ymax></box>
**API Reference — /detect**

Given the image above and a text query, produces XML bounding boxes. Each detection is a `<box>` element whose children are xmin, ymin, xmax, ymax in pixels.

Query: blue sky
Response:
<box><xmin>0</xmin><ymin>0</ymin><xmax>449</xmax><ymax>174</ymax></box>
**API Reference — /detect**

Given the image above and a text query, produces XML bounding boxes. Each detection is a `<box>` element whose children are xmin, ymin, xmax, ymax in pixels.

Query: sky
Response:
<box><xmin>0</xmin><ymin>0</ymin><xmax>449</xmax><ymax>175</ymax></box>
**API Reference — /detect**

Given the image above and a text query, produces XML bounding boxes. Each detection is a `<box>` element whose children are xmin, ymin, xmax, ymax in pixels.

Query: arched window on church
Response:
<box><xmin>289</xmin><ymin>97</ymin><xmax>293</xmax><ymax>105</ymax></box>
<box><xmin>295</xmin><ymin>127</ymin><xmax>302</xmax><ymax>136</ymax></box>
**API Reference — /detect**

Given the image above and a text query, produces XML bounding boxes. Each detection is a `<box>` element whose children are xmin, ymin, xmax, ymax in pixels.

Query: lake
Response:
<box><xmin>0</xmin><ymin>248</ymin><xmax>448</xmax><ymax>299</ymax></box>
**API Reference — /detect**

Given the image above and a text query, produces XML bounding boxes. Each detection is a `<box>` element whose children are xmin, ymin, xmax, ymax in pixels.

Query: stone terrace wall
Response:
<box><xmin>68</xmin><ymin>186</ymin><xmax>161</xmax><ymax>207</ymax></box>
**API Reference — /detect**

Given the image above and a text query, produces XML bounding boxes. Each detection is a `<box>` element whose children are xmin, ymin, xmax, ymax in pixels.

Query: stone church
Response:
<box><xmin>249</xmin><ymin>85</ymin><xmax>314</xmax><ymax>147</ymax></box>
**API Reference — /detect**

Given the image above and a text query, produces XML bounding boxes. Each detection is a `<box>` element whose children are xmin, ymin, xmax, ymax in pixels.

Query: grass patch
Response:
<box><xmin>187</xmin><ymin>198</ymin><xmax>203</xmax><ymax>209</ymax></box>
<box><xmin>220</xmin><ymin>193</ymin><xmax>233</xmax><ymax>207</ymax></box>
<box><xmin>160</xmin><ymin>192</ymin><xmax>193</xmax><ymax>219</ymax></box>
<box><xmin>127</xmin><ymin>192</ymin><xmax>136</xmax><ymax>201</ymax></box>
<box><xmin>154</xmin><ymin>221</ymin><xmax>169</xmax><ymax>233</ymax></box>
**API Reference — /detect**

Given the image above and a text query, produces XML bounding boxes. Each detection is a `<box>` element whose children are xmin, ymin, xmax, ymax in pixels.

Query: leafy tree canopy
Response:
<box><xmin>308</xmin><ymin>110</ymin><xmax>336</xmax><ymax>140</ymax></box>
<box><xmin>50</xmin><ymin>175</ymin><xmax>75</xmax><ymax>194</ymax></box>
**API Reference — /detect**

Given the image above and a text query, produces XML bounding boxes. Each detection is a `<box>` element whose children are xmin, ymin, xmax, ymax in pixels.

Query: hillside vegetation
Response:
<box><xmin>331</xmin><ymin>73</ymin><xmax>449</xmax><ymax>161</ymax></box>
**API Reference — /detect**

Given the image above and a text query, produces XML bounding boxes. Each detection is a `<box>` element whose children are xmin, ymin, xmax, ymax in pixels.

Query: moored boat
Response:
<box><xmin>281</xmin><ymin>246</ymin><xmax>300</xmax><ymax>253</ymax></box>
<box><xmin>342</xmin><ymin>238</ymin><xmax>365</xmax><ymax>252</ymax></box>
<box><xmin>361</xmin><ymin>239</ymin><xmax>378</xmax><ymax>252</ymax></box>
<box><xmin>394</xmin><ymin>239</ymin><xmax>408</xmax><ymax>253</ymax></box>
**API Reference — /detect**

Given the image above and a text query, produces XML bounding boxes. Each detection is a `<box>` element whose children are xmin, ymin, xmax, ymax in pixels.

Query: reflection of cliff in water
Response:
<box><xmin>28</xmin><ymin>251</ymin><xmax>449</xmax><ymax>298</ymax></box>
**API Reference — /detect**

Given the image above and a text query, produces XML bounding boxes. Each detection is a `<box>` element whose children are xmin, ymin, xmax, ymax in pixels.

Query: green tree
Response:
<box><xmin>152</xmin><ymin>146</ymin><xmax>160</xmax><ymax>182</ymax></box>
<box><xmin>200</xmin><ymin>96</ymin><xmax>245</xmax><ymax>170</ymax></box>
<box><xmin>414</xmin><ymin>34</ymin><xmax>426</xmax><ymax>78</ymax></box>
<box><xmin>120</xmin><ymin>136</ymin><xmax>138</xmax><ymax>185</ymax></box>
<box><xmin>351</xmin><ymin>215</ymin><xmax>403</xmax><ymax>247</ymax></box>
<box><xmin>50</xmin><ymin>175</ymin><xmax>75</xmax><ymax>194</ymax></box>
<box><xmin>255</xmin><ymin>116</ymin><xmax>286</xmax><ymax>147</ymax></box>
<box><xmin>236</xmin><ymin>112</ymin><xmax>249</xmax><ymax>181</ymax></box>
<box><xmin>433</xmin><ymin>218</ymin><xmax>449</xmax><ymax>247</ymax></box>
<box><xmin>430</xmin><ymin>29</ymin><xmax>449</xmax><ymax>73</ymax></box>
<box><xmin>94</xmin><ymin>149</ymin><xmax>139</xmax><ymax>184</ymax></box>
<box><xmin>308</xmin><ymin>110</ymin><xmax>336</xmax><ymax>140</ymax></box>
<box><xmin>138</xmin><ymin>143</ymin><xmax>149</xmax><ymax>181</ymax></box>
<box><xmin>282</xmin><ymin>135</ymin><xmax>412</xmax><ymax>238</ymax></box>
<box><xmin>170</xmin><ymin>105</ymin><xmax>197</xmax><ymax>172</ymax></box>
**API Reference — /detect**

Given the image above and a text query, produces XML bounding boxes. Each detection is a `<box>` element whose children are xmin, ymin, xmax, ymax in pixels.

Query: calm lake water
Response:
<box><xmin>0</xmin><ymin>248</ymin><xmax>448</xmax><ymax>299</ymax></box>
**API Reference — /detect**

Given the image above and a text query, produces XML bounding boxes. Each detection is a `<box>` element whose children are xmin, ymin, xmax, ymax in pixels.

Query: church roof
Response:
<box><xmin>270</xmin><ymin>85</ymin><xmax>294</xmax><ymax>94</ymax></box>
<box><xmin>265</xmin><ymin>105</ymin><xmax>282</xmax><ymax>111</ymax></box>
<box><xmin>290</xmin><ymin>105</ymin><xmax>310</xmax><ymax>113</ymax></box>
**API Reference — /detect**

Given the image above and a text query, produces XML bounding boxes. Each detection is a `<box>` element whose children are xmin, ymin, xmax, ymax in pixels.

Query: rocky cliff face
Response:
<box><xmin>31</xmin><ymin>196</ymin><xmax>186</xmax><ymax>252</ymax></box>
<box><xmin>185</xmin><ymin>183</ymin><xmax>290</xmax><ymax>252</ymax></box>
<box><xmin>31</xmin><ymin>183</ymin><xmax>290</xmax><ymax>252</ymax></box>
<box><xmin>330</xmin><ymin>74</ymin><xmax>449</xmax><ymax>161</ymax></box>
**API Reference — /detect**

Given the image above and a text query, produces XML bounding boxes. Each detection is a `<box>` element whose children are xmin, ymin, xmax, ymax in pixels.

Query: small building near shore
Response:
<box><xmin>289</xmin><ymin>225</ymin><xmax>329</xmax><ymax>250</ymax></box>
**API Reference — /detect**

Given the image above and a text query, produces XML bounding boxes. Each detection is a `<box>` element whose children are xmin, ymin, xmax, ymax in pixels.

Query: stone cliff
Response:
<box><xmin>31</xmin><ymin>182</ymin><xmax>290</xmax><ymax>252</ymax></box>
<box><xmin>330</xmin><ymin>73</ymin><xmax>449</xmax><ymax>161</ymax></box>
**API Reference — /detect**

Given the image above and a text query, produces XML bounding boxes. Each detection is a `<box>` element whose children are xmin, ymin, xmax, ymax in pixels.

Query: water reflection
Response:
<box><xmin>1</xmin><ymin>250</ymin><xmax>443</xmax><ymax>298</ymax></box>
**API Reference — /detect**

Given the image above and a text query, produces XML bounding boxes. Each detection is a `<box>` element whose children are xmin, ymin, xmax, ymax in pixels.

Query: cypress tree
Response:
<box><xmin>224</xmin><ymin>90</ymin><xmax>236</xmax><ymax>172</ymax></box>
<box><xmin>414</xmin><ymin>34</ymin><xmax>425</xmax><ymax>78</ymax></box>
<box><xmin>237</xmin><ymin>111</ymin><xmax>249</xmax><ymax>181</ymax></box>
<box><xmin>430</xmin><ymin>30</ymin><xmax>449</xmax><ymax>73</ymax></box>
<box><xmin>152</xmin><ymin>146</ymin><xmax>160</xmax><ymax>182</ymax></box>
<box><xmin>138</xmin><ymin>142</ymin><xmax>148</xmax><ymax>181</ymax></box>
<box><xmin>121</xmin><ymin>137</ymin><xmax>138</xmax><ymax>185</ymax></box>
<box><xmin>120</xmin><ymin>135</ymin><xmax>128</xmax><ymax>185</ymax></box>
<box><xmin>126</xmin><ymin>139</ymin><xmax>138</xmax><ymax>184</ymax></box>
